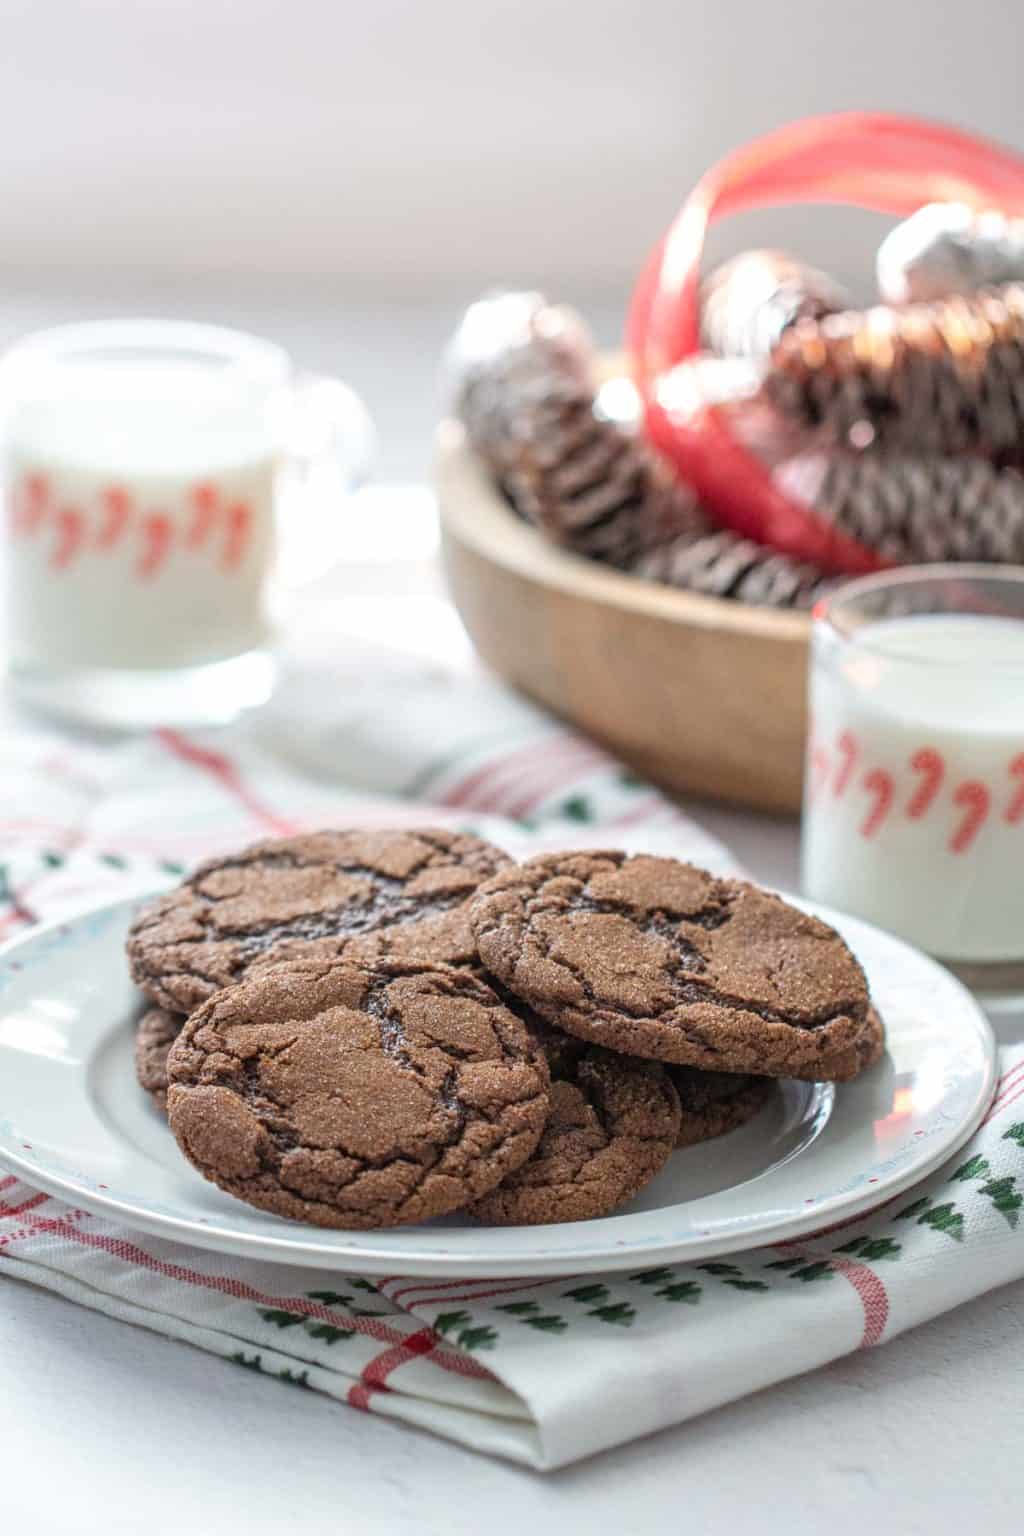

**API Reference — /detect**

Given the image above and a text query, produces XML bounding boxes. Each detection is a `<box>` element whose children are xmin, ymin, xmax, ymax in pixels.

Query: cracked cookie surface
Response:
<box><xmin>134</xmin><ymin>1007</ymin><xmax>184</xmax><ymax>1112</ymax></box>
<box><xmin>166</xmin><ymin>959</ymin><xmax>550</xmax><ymax>1229</ymax></box>
<box><xmin>128</xmin><ymin>828</ymin><xmax>510</xmax><ymax>1013</ymax></box>
<box><xmin>668</xmin><ymin>1066</ymin><xmax>773</xmax><ymax>1148</ymax></box>
<box><xmin>472</xmin><ymin>1040</ymin><xmax>680</xmax><ymax>1226</ymax></box>
<box><xmin>470</xmin><ymin>851</ymin><xmax>878</xmax><ymax>1080</ymax></box>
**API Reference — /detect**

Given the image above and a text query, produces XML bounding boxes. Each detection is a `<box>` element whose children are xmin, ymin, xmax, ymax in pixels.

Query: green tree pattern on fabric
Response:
<box><xmin>764</xmin><ymin>1258</ymin><xmax>834</xmax><ymax>1282</ymax></box>
<box><xmin>655</xmin><ymin>1281</ymin><xmax>702</xmax><ymax>1303</ymax></box>
<box><xmin>231</xmin><ymin>1352</ymin><xmax>310</xmax><ymax>1387</ymax></box>
<box><xmin>587</xmin><ymin>1302</ymin><xmax>636</xmax><ymax>1326</ymax></box>
<box><xmin>307</xmin><ymin>1323</ymin><xmax>355</xmax><ymax>1345</ymax></box>
<box><xmin>260</xmin><ymin>1309</ymin><xmax>303</xmax><ymax>1329</ymax></box>
<box><xmin>629</xmin><ymin>1268</ymin><xmax>676</xmax><ymax>1286</ymax></box>
<box><xmin>433</xmin><ymin>1309</ymin><xmax>472</xmax><ymax>1334</ymax></box>
<box><xmin>979</xmin><ymin>1176</ymin><xmax>1022</xmax><ymax>1228</ymax></box>
<box><xmin>279</xmin><ymin>1368</ymin><xmax>312</xmax><ymax>1388</ymax></box>
<box><xmin>834</xmin><ymin>1235</ymin><xmax>902</xmax><ymax>1261</ymax></box>
<box><xmin>456</xmin><ymin>1326</ymin><xmax>499</xmax><ymax>1351</ymax></box>
<box><xmin>562</xmin><ymin>1284</ymin><xmax>609</xmax><ymax>1304</ymax></box>
<box><xmin>630</xmin><ymin>1269</ymin><xmax>705</xmax><ymax>1302</ymax></box>
<box><xmin>495</xmin><ymin>1300</ymin><xmax>567</xmax><ymax>1332</ymax></box>
<box><xmin>433</xmin><ymin>1311</ymin><xmax>498</xmax><ymax>1352</ymax></box>
<box><xmin>693</xmin><ymin>1261</ymin><xmax>770</xmax><ymax>1293</ymax></box>
<box><xmin>303</xmin><ymin>1289</ymin><xmax>384</xmax><ymax>1318</ymax></box>
<box><xmin>558</xmin><ymin>794</ymin><xmax>595</xmax><ymax>823</ymax></box>
<box><xmin>896</xmin><ymin>1198</ymin><xmax>964</xmax><ymax>1241</ymax></box>
<box><xmin>951</xmin><ymin>1155</ymin><xmax>990</xmax><ymax>1182</ymax></box>
<box><xmin>260</xmin><ymin>1303</ymin><xmax>356</xmax><ymax>1345</ymax></box>
<box><xmin>791</xmin><ymin>1261</ymin><xmax>834</xmax><ymax>1283</ymax></box>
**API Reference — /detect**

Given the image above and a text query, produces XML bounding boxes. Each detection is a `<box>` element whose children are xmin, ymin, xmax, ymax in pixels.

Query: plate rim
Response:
<box><xmin>0</xmin><ymin>891</ymin><xmax>999</xmax><ymax>1277</ymax></box>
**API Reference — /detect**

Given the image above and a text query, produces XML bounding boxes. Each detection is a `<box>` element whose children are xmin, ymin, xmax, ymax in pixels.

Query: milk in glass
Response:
<box><xmin>4</xmin><ymin>355</ymin><xmax>277</xmax><ymax>671</ymax></box>
<box><xmin>802</xmin><ymin>612</ymin><xmax>1024</xmax><ymax>961</ymax></box>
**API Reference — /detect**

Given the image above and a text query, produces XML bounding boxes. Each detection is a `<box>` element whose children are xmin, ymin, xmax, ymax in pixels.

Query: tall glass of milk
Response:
<box><xmin>802</xmin><ymin>565</ymin><xmax>1024</xmax><ymax>992</ymax></box>
<box><xmin>0</xmin><ymin>320</ymin><xmax>371</xmax><ymax>727</ymax></box>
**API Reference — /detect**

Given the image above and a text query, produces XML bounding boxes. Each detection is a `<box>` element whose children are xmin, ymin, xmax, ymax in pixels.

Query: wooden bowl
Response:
<box><xmin>437</xmin><ymin>420</ymin><xmax>811</xmax><ymax>813</ymax></box>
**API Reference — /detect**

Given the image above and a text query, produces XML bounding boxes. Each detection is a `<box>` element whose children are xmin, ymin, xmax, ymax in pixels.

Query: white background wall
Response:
<box><xmin>0</xmin><ymin>0</ymin><xmax>1021</xmax><ymax>291</ymax></box>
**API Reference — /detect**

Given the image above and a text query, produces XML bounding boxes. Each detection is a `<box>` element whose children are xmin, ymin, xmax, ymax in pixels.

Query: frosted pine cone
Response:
<box><xmin>764</xmin><ymin>285</ymin><xmax>1024</xmax><ymax>463</ymax></box>
<box><xmin>451</xmin><ymin>291</ymin><xmax>707</xmax><ymax>565</ymax></box>
<box><xmin>777</xmin><ymin>452</ymin><xmax>1024</xmax><ymax>565</ymax></box>
<box><xmin>877</xmin><ymin>203</ymin><xmax>1024</xmax><ymax>305</ymax></box>
<box><xmin>634</xmin><ymin>529</ymin><xmax>831</xmax><ymax>610</ymax></box>
<box><xmin>701</xmin><ymin>249</ymin><xmax>847</xmax><ymax>363</ymax></box>
<box><xmin>450</xmin><ymin>291</ymin><xmax>596</xmax><ymax>475</ymax></box>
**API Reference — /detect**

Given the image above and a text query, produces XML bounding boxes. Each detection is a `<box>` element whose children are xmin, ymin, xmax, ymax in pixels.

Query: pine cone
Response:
<box><xmin>509</xmin><ymin>395</ymin><xmax>710</xmax><ymax>564</ymax></box>
<box><xmin>877</xmin><ymin>203</ymin><xmax>1024</xmax><ymax>305</ymax></box>
<box><xmin>764</xmin><ymin>285</ymin><xmax>1024</xmax><ymax>464</ymax></box>
<box><xmin>450</xmin><ymin>291</ymin><xmax>597</xmax><ymax>475</ymax></box>
<box><xmin>701</xmin><ymin>249</ymin><xmax>847</xmax><ymax>363</ymax></box>
<box><xmin>452</xmin><ymin>292</ymin><xmax>707</xmax><ymax>565</ymax></box>
<box><xmin>777</xmin><ymin>451</ymin><xmax>1024</xmax><ymax>565</ymax></box>
<box><xmin>634</xmin><ymin>529</ymin><xmax>832</xmax><ymax>610</ymax></box>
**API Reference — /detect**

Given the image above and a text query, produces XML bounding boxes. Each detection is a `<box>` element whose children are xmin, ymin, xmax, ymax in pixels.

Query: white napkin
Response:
<box><xmin>1</xmin><ymin>663</ymin><xmax>1021</xmax><ymax>1470</ymax></box>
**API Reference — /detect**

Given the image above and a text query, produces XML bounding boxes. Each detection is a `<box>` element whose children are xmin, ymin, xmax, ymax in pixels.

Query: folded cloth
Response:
<box><xmin>1</xmin><ymin>678</ymin><xmax>1021</xmax><ymax>1470</ymax></box>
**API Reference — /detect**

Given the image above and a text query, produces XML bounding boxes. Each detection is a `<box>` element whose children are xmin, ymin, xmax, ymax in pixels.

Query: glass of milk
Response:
<box><xmin>0</xmin><ymin>319</ymin><xmax>372</xmax><ymax>728</ymax></box>
<box><xmin>802</xmin><ymin>564</ymin><xmax>1024</xmax><ymax>993</ymax></box>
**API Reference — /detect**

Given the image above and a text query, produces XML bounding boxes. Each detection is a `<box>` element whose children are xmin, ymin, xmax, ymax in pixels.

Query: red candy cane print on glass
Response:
<box><xmin>802</xmin><ymin>566</ymin><xmax>1024</xmax><ymax>979</ymax></box>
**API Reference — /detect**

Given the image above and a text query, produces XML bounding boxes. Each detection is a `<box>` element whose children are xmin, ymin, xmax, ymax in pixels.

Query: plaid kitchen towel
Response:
<box><xmin>1</xmin><ymin>672</ymin><xmax>1021</xmax><ymax>1470</ymax></box>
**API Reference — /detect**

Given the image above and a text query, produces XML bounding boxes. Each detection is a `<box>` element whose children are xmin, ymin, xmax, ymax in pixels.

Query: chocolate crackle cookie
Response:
<box><xmin>470</xmin><ymin>852</ymin><xmax>881</xmax><ymax>1081</ymax></box>
<box><xmin>668</xmin><ymin>1067</ymin><xmax>773</xmax><ymax>1148</ymax></box>
<box><xmin>473</xmin><ymin>1039</ymin><xmax>680</xmax><ymax>1226</ymax></box>
<box><xmin>166</xmin><ymin>960</ymin><xmax>550</xmax><ymax>1229</ymax></box>
<box><xmin>134</xmin><ymin>1007</ymin><xmax>184</xmax><ymax>1112</ymax></box>
<box><xmin>128</xmin><ymin>828</ymin><xmax>509</xmax><ymax>1014</ymax></box>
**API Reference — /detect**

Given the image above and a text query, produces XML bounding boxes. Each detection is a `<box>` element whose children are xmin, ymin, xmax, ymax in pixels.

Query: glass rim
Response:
<box><xmin>0</xmin><ymin>318</ymin><xmax>290</xmax><ymax>383</ymax></box>
<box><xmin>814</xmin><ymin>563</ymin><xmax>1024</xmax><ymax>672</ymax></box>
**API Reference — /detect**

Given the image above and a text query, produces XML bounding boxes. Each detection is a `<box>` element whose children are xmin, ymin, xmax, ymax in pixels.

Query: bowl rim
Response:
<box><xmin>436</xmin><ymin>419</ymin><xmax>811</xmax><ymax>643</ymax></box>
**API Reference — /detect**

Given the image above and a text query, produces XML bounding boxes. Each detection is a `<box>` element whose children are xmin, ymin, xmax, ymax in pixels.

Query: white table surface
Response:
<box><xmin>1</xmin><ymin>278</ymin><xmax>1021</xmax><ymax>1533</ymax></box>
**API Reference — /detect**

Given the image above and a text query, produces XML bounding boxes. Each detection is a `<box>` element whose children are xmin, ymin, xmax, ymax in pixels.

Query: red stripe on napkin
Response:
<box><xmin>988</xmin><ymin>1079</ymin><xmax>1024</xmax><ymax>1124</ymax></box>
<box><xmin>498</xmin><ymin>741</ymin><xmax>608</xmax><ymax>819</ymax></box>
<box><xmin>0</xmin><ymin>1191</ymin><xmax>51</xmax><ymax>1219</ymax></box>
<box><xmin>155</xmin><ymin>731</ymin><xmax>299</xmax><ymax>837</ymax></box>
<box><xmin>362</xmin><ymin>1327</ymin><xmax>439</xmax><ymax>1386</ymax></box>
<box><xmin>829</xmin><ymin>1255</ymin><xmax>890</xmax><ymax>1347</ymax></box>
<box><xmin>381</xmin><ymin>1274</ymin><xmax>567</xmax><ymax>1306</ymax></box>
<box><xmin>402</xmin><ymin>1277</ymin><xmax>566</xmax><ymax>1310</ymax></box>
<box><xmin>348</xmin><ymin>1325</ymin><xmax>483</xmax><ymax>1411</ymax></box>
<box><xmin>440</xmin><ymin>734</ymin><xmax>600</xmax><ymax>814</ymax></box>
<box><xmin>439</xmin><ymin>743</ymin><xmax>543</xmax><ymax>809</ymax></box>
<box><xmin>982</xmin><ymin>1061</ymin><xmax>1024</xmax><ymax>1124</ymax></box>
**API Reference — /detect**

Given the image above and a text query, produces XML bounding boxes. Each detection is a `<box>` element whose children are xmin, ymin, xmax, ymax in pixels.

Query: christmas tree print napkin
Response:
<box><xmin>1</xmin><ymin>677</ymin><xmax>1022</xmax><ymax>1470</ymax></box>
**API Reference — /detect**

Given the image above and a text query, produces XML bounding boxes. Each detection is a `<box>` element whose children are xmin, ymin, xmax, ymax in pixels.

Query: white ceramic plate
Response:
<box><xmin>0</xmin><ymin>893</ymin><xmax>996</xmax><ymax>1277</ymax></box>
